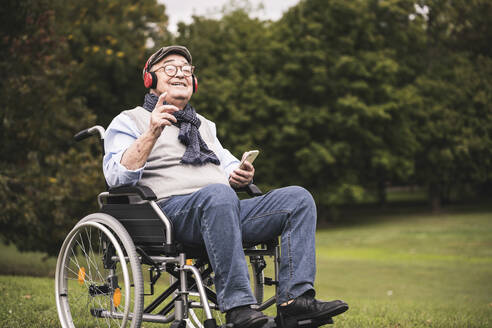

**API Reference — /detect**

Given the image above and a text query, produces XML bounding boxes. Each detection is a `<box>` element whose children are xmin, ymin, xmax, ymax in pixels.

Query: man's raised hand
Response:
<box><xmin>149</xmin><ymin>92</ymin><xmax>180</xmax><ymax>138</ymax></box>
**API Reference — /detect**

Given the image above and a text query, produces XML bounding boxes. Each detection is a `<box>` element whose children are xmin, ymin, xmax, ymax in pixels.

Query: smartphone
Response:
<box><xmin>240</xmin><ymin>150</ymin><xmax>259</xmax><ymax>169</ymax></box>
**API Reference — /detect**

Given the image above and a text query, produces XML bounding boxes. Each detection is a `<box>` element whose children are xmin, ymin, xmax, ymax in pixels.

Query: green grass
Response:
<box><xmin>1</xmin><ymin>207</ymin><xmax>491</xmax><ymax>327</ymax></box>
<box><xmin>314</xmin><ymin>210</ymin><xmax>492</xmax><ymax>327</ymax></box>
<box><xmin>0</xmin><ymin>243</ymin><xmax>57</xmax><ymax>277</ymax></box>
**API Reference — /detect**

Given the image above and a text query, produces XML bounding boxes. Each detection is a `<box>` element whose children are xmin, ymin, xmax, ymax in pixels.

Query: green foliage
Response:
<box><xmin>1</xmin><ymin>0</ymin><xmax>491</xmax><ymax>253</ymax></box>
<box><xmin>259</xmin><ymin>0</ymin><xmax>425</xmax><ymax>206</ymax></box>
<box><xmin>59</xmin><ymin>0</ymin><xmax>170</xmax><ymax>126</ymax></box>
<box><xmin>409</xmin><ymin>0</ymin><xmax>492</xmax><ymax>208</ymax></box>
<box><xmin>412</xmin><ymin>53</ymin><xmax>492</xmax><ymax>205</ymax></box>
<box><xmin>0</xmin><ymin>0</ymin><xmax>102</xmax><ymax>255</ymax></box>
<box><xmin>0</xmin><ymin>0</ymin><xmax>170</xmax><ymax>255</ymax></box>
<box><xmin>171</xmin><ymin>0</ymin><xmax>491</xmax><ymax>212</ymax></box>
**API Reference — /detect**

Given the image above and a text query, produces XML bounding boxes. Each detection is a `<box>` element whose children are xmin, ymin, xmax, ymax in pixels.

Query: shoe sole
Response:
<box><xmin>316</xmin><ymin>302</ymin><xmax>349</xmax><ymax>320</ymax></box>
<box><xmin>297</xmin><ymin>302</ymin><xmax>348</xmax><ymax>321</ymax></box>
<box><xmin>276</xmin><ymin>303</ymin><xmax>349</xmax><ymax>328</ymax></box>
<box><xmin>233</xmin><ymin>316</ymin><xmax>270</xmax><ymax>328</ymax></box>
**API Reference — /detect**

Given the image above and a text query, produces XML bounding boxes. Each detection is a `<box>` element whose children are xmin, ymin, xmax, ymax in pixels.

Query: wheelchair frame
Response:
<box><xmin>55</xmin><ymin>125</ymin><xmax>280</xmax><ymax>328</ymax></box>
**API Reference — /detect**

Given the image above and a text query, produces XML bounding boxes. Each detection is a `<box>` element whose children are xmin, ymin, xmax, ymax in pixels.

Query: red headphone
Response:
<box><xmin>143</xmin><ymin>58</ymin><xmax>198</xmax><ymax>93</ymax></box>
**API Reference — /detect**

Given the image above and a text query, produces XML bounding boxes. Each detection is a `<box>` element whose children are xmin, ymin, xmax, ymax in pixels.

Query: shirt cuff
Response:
<box><xmin>106</xmin><ymin>150</ymin><xmax>145</xmax><ymax>187</ymax></box>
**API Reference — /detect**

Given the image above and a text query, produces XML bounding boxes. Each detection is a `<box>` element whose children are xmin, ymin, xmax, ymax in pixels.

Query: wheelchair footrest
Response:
<box><xmin>219</xmin><ymin>317</ymin><xmax>275</xmax><ymax>328</ymax></box>
<box><xmin>275</xmin><ymin>315</ymin><xmax>334</xmax><ymax>328</ymax></box>
<box><xmin>221</xmin><ymin>316</ymin><xmax>332</xmax><ymax>328</ymax></box>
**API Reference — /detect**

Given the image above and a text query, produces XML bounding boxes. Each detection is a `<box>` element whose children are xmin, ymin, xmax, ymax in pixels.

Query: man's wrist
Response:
<box><xmin>144</xmin><ymin>127</ymin><xmax>162</xmax><ymax>140</ymax></box>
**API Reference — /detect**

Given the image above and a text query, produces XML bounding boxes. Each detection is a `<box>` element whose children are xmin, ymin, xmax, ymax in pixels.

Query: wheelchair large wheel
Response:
<box><xmin>55</xmin><ymin>213</ymin><xmax>144</xmax><ymax>328</ymax></box>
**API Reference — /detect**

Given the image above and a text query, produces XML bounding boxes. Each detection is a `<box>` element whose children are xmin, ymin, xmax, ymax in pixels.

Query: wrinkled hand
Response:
<box><xmin>149</xmin><ymin>92</ymin><xmax>179</xmax><ymax>138</ymax></box>
<box><xmin>229</xmin><ymin>160</ymin><xmax>255</xmax><ymax>188</ymax></box>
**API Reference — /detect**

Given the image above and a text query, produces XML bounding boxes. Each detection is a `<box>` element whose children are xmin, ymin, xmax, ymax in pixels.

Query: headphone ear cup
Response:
<box><xmin>192</xmin><ymin>75</ymin><xmax>198</xmax><ymax>93</ymax></box>
<box><xmin>144</xmin><ymin>71</ymin><xmax>158</xmax><ymax>89</ymax></box>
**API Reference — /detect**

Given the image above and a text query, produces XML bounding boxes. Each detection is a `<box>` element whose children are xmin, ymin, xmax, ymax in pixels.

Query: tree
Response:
<box><xmin>410</xmin><ymin>0</ymin><xmax>492</xmax><ymax>210</ymax></box>
<box><xmin>0</xmin><ymin>0</ymin><xmax>100</xmax><ymax>255</ymax></box>
<box><xmin>266</xmin><ymin>0</ymin><xmax>425</xmax><ymax>211</ymax></box>
<box><xmin>0</xmin><ymin>0</ymin><xmax>173</xmax><ymax>255</ymax></box>
<box><xmin>60</xmin><ymin>0</ymin><xmax>170</xmax><ymax>126</ymax></box>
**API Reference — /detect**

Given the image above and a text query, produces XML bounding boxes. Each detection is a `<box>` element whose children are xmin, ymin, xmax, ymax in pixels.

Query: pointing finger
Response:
<box><xmin>158</xmin><ymin>92</ymin><xmax>168</xmax><ymax>105</ymax></box>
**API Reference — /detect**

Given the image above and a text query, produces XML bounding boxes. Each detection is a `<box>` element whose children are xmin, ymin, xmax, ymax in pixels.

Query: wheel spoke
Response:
<box><xmin>75</xmin><ymin>232</ymin><xmax>106</xmax><ymax>284</ymax></box>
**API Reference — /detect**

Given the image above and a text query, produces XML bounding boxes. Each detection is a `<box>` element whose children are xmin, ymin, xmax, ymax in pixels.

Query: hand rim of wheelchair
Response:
<box><xmin>55</xmin><ymin>213</ymin><xmax>144</xmax><ymax>328</ymax></box>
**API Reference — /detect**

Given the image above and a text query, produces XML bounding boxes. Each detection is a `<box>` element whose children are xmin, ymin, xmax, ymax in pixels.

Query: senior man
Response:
<box><xmin>103</xmin><ymin>45</ymin><xmax>348</xmax><ymax>328</ymax></box>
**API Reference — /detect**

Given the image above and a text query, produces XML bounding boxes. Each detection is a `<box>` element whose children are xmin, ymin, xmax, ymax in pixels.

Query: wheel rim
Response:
<box><xmin>56</xmin><ymin>222</ymin><xmax>132</xmax><ymax>327</ymax></box>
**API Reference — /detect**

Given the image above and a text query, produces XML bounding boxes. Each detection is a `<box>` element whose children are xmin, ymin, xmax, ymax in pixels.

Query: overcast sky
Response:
<box><xmin>160</xmin><ymin>0</ymin><xmax>301</xmax><ymax>33</ymax></box>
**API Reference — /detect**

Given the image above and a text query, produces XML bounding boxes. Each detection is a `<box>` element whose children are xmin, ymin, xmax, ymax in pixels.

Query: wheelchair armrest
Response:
<box><xmin>108</xmin><ymin>185</ymin><xmax>157</xmax><ymax>201</ymax></box>
<box><xmin>107</xmin><ymin>183</ymin><xmax>261</xmax><ymax>201</ymax></box>
<box><xmin>234</xmin><ymin>183</ymin><xmax>263</xmax><ymax>197</ymax></box>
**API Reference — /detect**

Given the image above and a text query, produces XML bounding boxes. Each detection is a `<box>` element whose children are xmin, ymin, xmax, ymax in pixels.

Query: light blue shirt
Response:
<box><xmin>103</xmin><ymin>109</ymin><xmax>240</xmax><ymax>187</ymax></box>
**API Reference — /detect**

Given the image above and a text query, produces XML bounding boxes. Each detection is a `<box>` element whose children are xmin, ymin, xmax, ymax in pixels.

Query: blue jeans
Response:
<box><xmin>158</xmin><ymin>184</ymin><xmax>317</xmax><ymax>312</ymax></box>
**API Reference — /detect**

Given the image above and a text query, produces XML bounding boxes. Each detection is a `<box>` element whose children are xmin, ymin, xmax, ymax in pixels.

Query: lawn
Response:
<box><xmin>1</xmin><ymin>206</ymin><xmax>491</xmax><ymax>327</ymax></box>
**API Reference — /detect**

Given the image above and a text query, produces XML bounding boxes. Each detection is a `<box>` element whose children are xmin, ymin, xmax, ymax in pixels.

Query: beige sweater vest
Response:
<box><xmin>124</xmin><ymin>107</ymin><xmax>229</xmax><ymax>200</ymax></box>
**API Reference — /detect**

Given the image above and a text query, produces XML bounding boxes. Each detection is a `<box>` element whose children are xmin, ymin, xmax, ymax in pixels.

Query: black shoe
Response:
<box><xmin>276</xmin><ymin>295</ymin><xmax>348</xmax><ymax>328</ymax></box>
<box><xmin>226</xmin><ymin>305</ymin><xmax>270</xmax><ymax>328</ymax></box>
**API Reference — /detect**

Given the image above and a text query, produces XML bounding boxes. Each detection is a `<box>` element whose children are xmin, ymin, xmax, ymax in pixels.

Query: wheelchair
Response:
<box><xmin>55</xmin><ymin>125</ymin><xmax>335</xmax><ymax>328</ymax></box>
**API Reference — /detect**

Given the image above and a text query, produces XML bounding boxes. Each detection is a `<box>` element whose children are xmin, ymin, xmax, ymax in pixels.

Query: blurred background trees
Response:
<box><xmin>1</xmin><ymin>0</ymin><xmax>490</xmax><ymax>255</ymax></box>
<box><xmin>0</xmin><ymin>0</ymin><xmax>171</xmax><ymax>255</ymax></box>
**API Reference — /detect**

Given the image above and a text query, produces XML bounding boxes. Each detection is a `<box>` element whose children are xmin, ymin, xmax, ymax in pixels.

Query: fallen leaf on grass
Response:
<box><xmin>23</xmin><ymin>294</ymin><xmax>32</xmax><ymax>299</ymax></box>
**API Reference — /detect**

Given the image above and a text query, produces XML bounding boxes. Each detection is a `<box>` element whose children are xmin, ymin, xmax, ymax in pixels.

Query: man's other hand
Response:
<box><xmin>229</xmin><ymin>161</ymin><xmax>255</xmax><ymax>188</ymax></box>
<box><xmin>149</xmin><ymin>92</ymin><xmax>179</xmax><ymax>138</ymax></box>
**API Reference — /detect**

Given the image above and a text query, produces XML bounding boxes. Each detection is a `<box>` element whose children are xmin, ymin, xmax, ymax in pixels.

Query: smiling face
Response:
<box><xmin>151</xmin><ymin>53</ymin><xmax>193</xmax><ymax>108</ymax></box>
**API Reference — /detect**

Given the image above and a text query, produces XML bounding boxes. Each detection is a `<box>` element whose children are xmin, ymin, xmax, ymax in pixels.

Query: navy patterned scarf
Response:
<box><xmin>142</xmin><ymin>93</ymin><xmax>220</xmax><ymax>166</ymax></box>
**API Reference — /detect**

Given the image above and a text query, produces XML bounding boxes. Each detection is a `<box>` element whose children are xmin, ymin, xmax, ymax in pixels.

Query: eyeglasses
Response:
<box><xmin>154</xmin><ymin>64</ymin><xmax>195</xmax><ymax>77</ymax></box>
